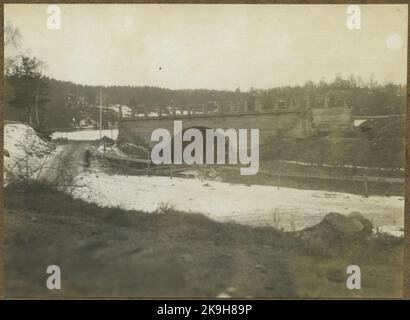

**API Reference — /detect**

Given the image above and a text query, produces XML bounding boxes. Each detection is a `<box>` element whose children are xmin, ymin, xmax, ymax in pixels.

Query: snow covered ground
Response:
<box><xmin>72</xmin><ymin>171</ymin><xmax>404</xmax><ymax>235</ymax></box>
<box><xmin>3</xmin><ymin>123</ymin><xmax>56</xmax><ymax>185</ymax></box>
<box><xmin>51</xmin><ymin>129</ymin><xmax>118</xmax><ymax>141</ymax></box>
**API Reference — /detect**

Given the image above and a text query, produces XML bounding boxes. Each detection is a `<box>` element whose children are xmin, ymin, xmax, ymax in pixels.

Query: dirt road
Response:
<box><xmin>40</xmin><ymin>141</ymin><xmax>91</xmax><ymax>186</ymax></box>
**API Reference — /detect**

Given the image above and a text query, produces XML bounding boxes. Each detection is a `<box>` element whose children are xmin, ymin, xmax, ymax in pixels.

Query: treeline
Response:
<box><xmin>259</xmin><ymin>77</ymin><xmax>406</xmax><ymax>116</ymax></box>
<box><xmin>4</xmin><ymin>70</ymin><xmax>243</xmax><ymax>129</ymax></box>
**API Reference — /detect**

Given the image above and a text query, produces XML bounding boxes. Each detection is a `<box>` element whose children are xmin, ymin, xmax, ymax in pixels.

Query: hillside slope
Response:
<box><xmin>3</xmin><ymin>123</ymin><xmax>55</xmax><ymax>185</ymax></box>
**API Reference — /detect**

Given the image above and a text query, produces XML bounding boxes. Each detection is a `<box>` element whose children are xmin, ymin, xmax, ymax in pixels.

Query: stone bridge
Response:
<box><xmin>118</xmin><ymin>108</ymin><xmax>313</xmax><ymax>147</ymax></box>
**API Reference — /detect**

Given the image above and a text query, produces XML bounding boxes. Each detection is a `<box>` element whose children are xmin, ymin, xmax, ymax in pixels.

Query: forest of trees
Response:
<box><xmin>4</xmin><ymin>72</ymin><xmax>406</xmax><ymax>130</ymax></box>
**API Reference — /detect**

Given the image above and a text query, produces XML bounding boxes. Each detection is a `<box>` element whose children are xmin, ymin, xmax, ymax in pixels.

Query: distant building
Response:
<box><xmin>106</xmin><ymin>104</ymin><xmax>133</xmax><ymax>118</ymax></box>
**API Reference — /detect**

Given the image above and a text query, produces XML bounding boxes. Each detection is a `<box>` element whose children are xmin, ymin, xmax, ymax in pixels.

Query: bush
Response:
<box><xmin>156</xmin><ymin>202</ymin><xmax>176</xmax><ymax>215</ymax></box>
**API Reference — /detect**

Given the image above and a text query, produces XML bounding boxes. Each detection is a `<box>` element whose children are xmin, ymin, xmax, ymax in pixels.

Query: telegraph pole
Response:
<box><xmin>99</xmin><ymin>88</ymin><xmax>103</xmax><ymax>140</ymax></box>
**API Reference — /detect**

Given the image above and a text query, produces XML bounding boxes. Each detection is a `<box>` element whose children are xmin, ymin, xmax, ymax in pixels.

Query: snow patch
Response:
<box><xmin>354</xmin><ymin>119</ymin><xmax>368</xmax><ymax>127</ymax></box>
<box><xmin>377</xmin><ymin>226</ymin><xmax>404</xmax><ymax>238</ymax></box>
<box><xmin>4</xmin><ymin>123</ymin><xmax>55</xmax><ymax>185</ymax></box>
<box><xmin>51</xmin><ymin>129</ymin><xmax>118</xmax><ymax>141</ymax></box>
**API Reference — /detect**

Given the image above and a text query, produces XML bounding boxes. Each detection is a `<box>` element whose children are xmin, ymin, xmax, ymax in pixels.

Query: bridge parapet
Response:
<box><xmin>122</xmin><ymin>108</ymin><xmax>309</xmax><ymax>122</ymax></box>
<box><xmin>118</xmin><ymin>108</ymin><xmax>314</xmax><ymax>147</ymax></box>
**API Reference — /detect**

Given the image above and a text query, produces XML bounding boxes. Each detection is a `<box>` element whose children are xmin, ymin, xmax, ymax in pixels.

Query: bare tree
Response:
<box><xmin>4</xmin><ymin>20</ymin><xmax>22</xmax><ymax>74</ymax></box>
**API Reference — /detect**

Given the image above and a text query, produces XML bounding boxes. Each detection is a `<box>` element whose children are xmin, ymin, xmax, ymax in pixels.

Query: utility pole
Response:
<box><xmin>99</xmin><ymin>88</ymin><xmax>103</xmax><ymax>140</ymax></box>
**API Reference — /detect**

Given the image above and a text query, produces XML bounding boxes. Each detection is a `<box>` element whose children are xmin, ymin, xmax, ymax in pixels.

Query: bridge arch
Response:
<box><xmin>171</xmin><ymin>125</ymin><xmax>230</xmax><ymax>164</ymax></box>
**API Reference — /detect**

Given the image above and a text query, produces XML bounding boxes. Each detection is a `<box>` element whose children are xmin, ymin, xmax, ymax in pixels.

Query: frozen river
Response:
<box><xmin>72</xmin><ymin>172</ymin><xmax>404</xmax><ymax>234</ymax></box>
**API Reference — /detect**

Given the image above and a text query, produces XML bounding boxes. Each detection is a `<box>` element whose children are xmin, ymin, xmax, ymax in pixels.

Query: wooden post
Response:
<box><xmin>170</xmin><ymin>163</ymin><xmax>173</xmax><ymax>179</ymax></box>
<box><xmin>306</xmin><ymin>98</ymin><xmax>311</xmax><ymax>109</ymax></box>
<box><xmin>343</xmin><ymin>98</ymin><xmax>348</xmax><ymax>108</ymax></box>
<box><xmin>118</xmin><ymin>105</ymin><xmax>122</xmax><ymax>121</ymax></box>
<box><xmin>144</xmin><ymin>106</ymin><xmax>148</xmax><ymax>119</ymax></box>
<box><xmin>324</xmin><ymin>95</ymin><xmax>329</xmax><ymax>108</ymax></box>
<box><xmin>146</xmin><ymin>148</ymin><xmax>151</xmax><ymax>176</ymax></box>
<box><xmin>363</xmin><ymin>176</ymin><xmax>368</xmax><ymax>197</ymax></box>
<box><xmin>158</xmin><ymin>106</ymin><xmax>162</xmax><ymax>119</ymax></box>
<box><xmin>172</xmin><ymin>106</ymin><xmax>176</xmax><ymax>118</ymax></box>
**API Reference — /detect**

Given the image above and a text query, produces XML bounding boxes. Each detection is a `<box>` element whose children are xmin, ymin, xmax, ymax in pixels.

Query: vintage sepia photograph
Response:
<box><xmin>1</xmin><ymin>3</ymin><xmax>408</xmax><ymax>298</ymax></box>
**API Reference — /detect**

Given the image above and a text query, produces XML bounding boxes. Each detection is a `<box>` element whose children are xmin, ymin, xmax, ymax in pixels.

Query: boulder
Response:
<box><xmin>323</xmin><ymin>212</ymin><xmax>365</xmax><ymax>236</ymax></box>
<box><xmin>299</xmin><ymin>212</ymin><xmax>373</xmax><ymax>243</ymax></box>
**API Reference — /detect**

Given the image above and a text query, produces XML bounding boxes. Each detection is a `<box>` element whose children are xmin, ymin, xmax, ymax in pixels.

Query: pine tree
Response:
<box><xmin>6</xmin><ymin>56</ymin><xmax>50</xmax><ymax>127</ymax></box>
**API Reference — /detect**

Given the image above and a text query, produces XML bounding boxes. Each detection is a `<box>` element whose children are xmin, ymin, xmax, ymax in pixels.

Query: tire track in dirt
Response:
<box><xmin>40</xmin><ymin>141</ymin><xmax>91</xmax><ymax>186</ymax></box>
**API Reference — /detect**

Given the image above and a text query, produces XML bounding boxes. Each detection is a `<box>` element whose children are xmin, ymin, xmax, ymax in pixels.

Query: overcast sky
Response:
<box><xmin>4</xmin><ymin>4</ymin><xmax>408</xmax><ymax>90</ymax></box>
